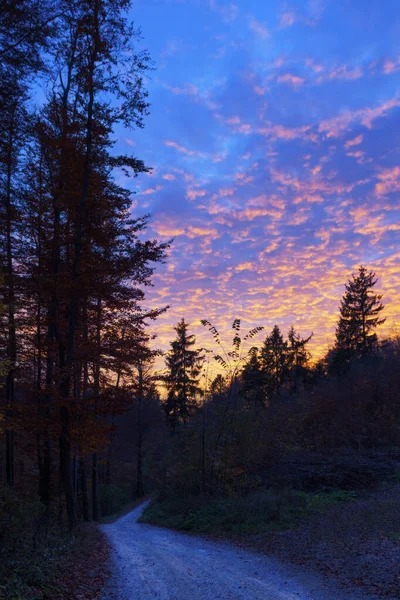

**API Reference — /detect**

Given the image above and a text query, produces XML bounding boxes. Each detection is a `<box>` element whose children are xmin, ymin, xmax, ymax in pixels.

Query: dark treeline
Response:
<box><xmin>151</xmin><ymin>266</ymin><xmax>398</xmax><ymax>500</ymax></box>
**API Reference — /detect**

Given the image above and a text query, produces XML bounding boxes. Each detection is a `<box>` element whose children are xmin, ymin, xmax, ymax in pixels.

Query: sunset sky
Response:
<box><xmin>120</xmin><ymin>0</ymin><xmax>400</xmax><ymax>362</ymax></box>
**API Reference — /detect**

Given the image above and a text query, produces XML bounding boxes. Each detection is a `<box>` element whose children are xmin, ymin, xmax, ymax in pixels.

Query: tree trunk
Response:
<box><xmin>79</xmin><ymin>458</ymin><xmax>90</xmax><ymax>521</ymax></box>
<box><xmin>136</xmin><ymin>363</ymin><xmax>144</xmax><ymax>498</ymax></box>
<box><xmin>92</xmin><ymin>296</ymin><xmax>102</xmax><ymax>521</ymax></box>
<box><xmin>4</xmin><ymin>102</ymin><xmax>17</xmax><ymax>488</ymax></box>
<box><xmin>92</xmin><ymin>452</ymin><xmax>99</xmax><ymax>521</ymax></box>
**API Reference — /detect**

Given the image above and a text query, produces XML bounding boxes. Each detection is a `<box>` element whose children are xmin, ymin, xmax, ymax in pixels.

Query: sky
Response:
<box><xmin>118</xmin><ymin>0</ymin><xmax>400</xmax><ymax>363</ymax></box>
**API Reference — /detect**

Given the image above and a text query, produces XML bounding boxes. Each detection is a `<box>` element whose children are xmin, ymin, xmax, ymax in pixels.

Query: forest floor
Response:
<box><xmin>100</xmin><ymin>500</ymin><xmax>379</xmax><ymax>600</ymax></box>
<box><xmin>141</xmin><ymin>483</ymin><xmax>400</xmax><ymax>599</ymax></box>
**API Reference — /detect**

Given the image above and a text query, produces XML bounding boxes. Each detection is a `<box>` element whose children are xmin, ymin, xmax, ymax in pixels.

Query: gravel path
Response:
<box><xmin>100</xmin><ymin>501</ymin><xmax>375</xmax><ymax>600</ymax></box>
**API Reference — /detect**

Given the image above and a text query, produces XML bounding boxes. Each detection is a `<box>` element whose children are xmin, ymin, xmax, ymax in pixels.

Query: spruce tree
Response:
<box><xmin>261</xmin><ymin>325</ymin><xmax>291</xmax><ymax>396</ymax></box>
<box><xmin>335</xmin><ymin>266</ymin><xmax>385</xmax><ymax>361</ymax></box>
<box><xmin>164</xmin><ymin>319</ymin><xmax>204</xmax><ymax>429</ymax></box>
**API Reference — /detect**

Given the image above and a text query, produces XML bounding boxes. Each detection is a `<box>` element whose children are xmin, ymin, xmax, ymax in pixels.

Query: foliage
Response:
<box><xmin>335</xmin><ymin>266</ymin><xmax>385</xmax><ymax>366</ymax></box>
<box><xmin>163</xmin><ymin>319</ymin><xmax>204</xmax><ymax>429</ymax></box>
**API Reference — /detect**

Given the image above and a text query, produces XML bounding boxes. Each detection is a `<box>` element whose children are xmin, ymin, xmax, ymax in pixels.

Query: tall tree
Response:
<box><xmin>260</xmin><ymin>325</ymin><xmax>291</xmax><ymax>397</ymax></box>
<box><xmin>335</xmin><ymin>266</ymin><xmax>385</xmax><ymax>363</ymax></box>
<box><xmin>287</xmin><ymin>326</ymin><xmax>312</xmax><ymax>394</ymax></box>
<box><xmin>164</xmin><ymin>319</ymin><xmax>204</xmax><ymax>429</ymax></box>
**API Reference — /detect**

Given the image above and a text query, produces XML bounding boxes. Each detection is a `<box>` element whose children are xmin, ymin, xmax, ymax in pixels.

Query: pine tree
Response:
<box><xmin>241</xmin><ymin>349</ymin><xmax>266</xmax><ymax>406</ymax></box>
<box><xmin>164</xmin><ymin>319</ymin><xmax>204</xmax><ymax>429</ymax></box>
<box><xmin>335</xmin><ymin>266</ymin><xmax>385</xmax><ymax>361</ymax></box>
<box><xmin>288</xmin><ymin>326</ymin><xmax>312</xmax><ymax>394</ymax></box>
<box><xmin>260</xmin><ymin>325</ymin><xmax>291</xmax><ymax>396</ymax></box>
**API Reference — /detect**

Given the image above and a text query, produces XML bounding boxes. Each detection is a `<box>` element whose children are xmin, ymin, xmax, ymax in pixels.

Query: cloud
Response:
<box><xmin>248</xmin><ymin>16</ymin><xmax>269</xmax><ymax>39</ymax></box>
<box><xmin>317</xmin><ymin>64</ymin><xmax>363</xmax><ymax>83</ymax></box>
<box><xmin>277</xmin><ymin>73</ymin><xmax>305</xmax><ymax>89</ymax></box>
<box><xmin>165</xmin><ymin>83</ymin><xmax>199</xmax><ymax>97</ymax></box>
<box><xmin>164</xmin><ymin>140</ymin><xmax>205</xmax><ymax>157</ymax></box>
<box><xmin>344</xmin><ymin>134</ymin><xmax>363</xmax><ymax>149</ymax></box>
<box><xmin>140</xmin><ymin>185</ymin><xmax>162</xmax><ymax>195</ymax></box>
<box><xmin>318</xmin><ymin>98</ymin><xmax>400</xmax><ymax>137</ymax></box>
<box><xmin>375</xmin><ymin>166</ymin><xmax>400</xmax><ymax>196</ymax></box>
<box><xmin>209</xmin><ymin>0</ymin><xmax>238</xmax><ymax>23</ymax></box>
<box><xmin>279</xmin><ymin>11</ymin><xmax>296</xmax><ymax>28</ymax></box>
<box><xmin>186</xmin><ymin>225</ymin><xmax>220</xmax><ymax>239</ymax></box>
<box><xmin>186</xmin><ymin>189</ymin><xmax>207</xmax><ymax>201</ymax></box>
<box><xmin>383</xmin><ymin>58</ymin><xmax>400</xmax><ymax>74</ymax></box>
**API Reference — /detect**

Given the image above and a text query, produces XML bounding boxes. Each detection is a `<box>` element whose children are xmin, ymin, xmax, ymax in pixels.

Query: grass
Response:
<box><xmin>139</xmin><ymin>487</ymin><xmax>358</xmax><ymax>535</ymax></box>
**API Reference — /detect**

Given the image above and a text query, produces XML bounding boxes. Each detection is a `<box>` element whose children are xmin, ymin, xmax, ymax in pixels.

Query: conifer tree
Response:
<box><xmin>241</xmin><ymin>349</ymin><xmax>266</xmax><ymax>406</ymax></box>
<box><xmin>261</xmin><ymin>325</ymin><xmax>291</xmax><ymax>396</ymax></box>
<box><xmin>335</xmin><ymin>266</ymin><xmax>385</xmax><ymax>361</ymax></box>
<box><xmin>288</xmin><ymin>326</ymin><xmax>312</xmax><ymax>393</ymax></box>
<box><xmin>164</xmin><ymin>319</ymin><xmax>204</xmax><ymax>429</ymax></box>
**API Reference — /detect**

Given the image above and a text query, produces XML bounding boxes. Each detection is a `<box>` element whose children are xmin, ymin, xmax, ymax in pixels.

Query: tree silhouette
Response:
<box><xmin>164</xmin><ymin>319</ymin><xmax>204</xmax><ymax>429</ymax></box>
<box><xmin>335</xmin><ymin>266</ymin><xmax>385</xmax><ymax>362</ymax></box>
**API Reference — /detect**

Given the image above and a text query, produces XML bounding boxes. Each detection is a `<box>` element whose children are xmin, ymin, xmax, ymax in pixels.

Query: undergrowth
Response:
<box><xmin>0</xmin><ymin>486</ymin><xmax>108</xmax><ymax>600</ymax></box>
<box><xmin>139</xmin><ymin>487</ymin><xmax>358</xmax><ymax>535</ymax></box>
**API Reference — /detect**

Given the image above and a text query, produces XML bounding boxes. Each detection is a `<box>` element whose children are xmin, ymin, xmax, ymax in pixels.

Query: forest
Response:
<box><xmin>0</xmin><ymin>1</ymin><xmax>399</xmax><ymax>599</ymax></box>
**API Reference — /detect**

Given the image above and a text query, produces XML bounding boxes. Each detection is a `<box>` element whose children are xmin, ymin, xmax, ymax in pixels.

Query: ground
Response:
<box><xmin>100</xmin><ymin>500</ymin><xmax>382</xmax><ymax>600</ymax></box>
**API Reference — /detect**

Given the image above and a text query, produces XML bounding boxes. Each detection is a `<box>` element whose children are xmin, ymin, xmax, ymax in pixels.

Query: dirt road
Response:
<box><xmin>101</xmin><ymin>501</ymin><xmax>374</xmax><ymax>600</ymax></box>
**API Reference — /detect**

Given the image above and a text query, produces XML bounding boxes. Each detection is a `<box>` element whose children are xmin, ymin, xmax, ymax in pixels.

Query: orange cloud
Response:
<box><xmin>375</xmin><ymin>166</ymin><xmax>400</xmax><ymax>196</ymax></box>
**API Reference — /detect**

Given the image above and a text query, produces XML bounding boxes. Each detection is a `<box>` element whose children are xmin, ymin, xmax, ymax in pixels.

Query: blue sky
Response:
<box><xmin>117</xmin><ymin>0</ymin><xmax>400</xmax><ymax>359</ymax></box>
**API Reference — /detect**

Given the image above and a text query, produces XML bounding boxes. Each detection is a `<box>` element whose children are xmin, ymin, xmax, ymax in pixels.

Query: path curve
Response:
<box><xmin>101</xmin><ymin>501</ymin><xmax>374</xmax><ymax>600</ymax></box>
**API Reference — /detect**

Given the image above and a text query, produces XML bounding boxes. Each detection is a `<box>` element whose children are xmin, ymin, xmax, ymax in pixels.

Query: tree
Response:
<box><xmin>287</xmin><ymin>326</ymin><xmax>312</xmax><ymax>394</ymax></box>
<box><xmin>164</xmin><ymin>319</ymin><xmax>204</xmax><ymax>429</ymax></box>
<box><xmin>241</xmin><ymin>348</ymin><xmax>266</xmax><ymax>406</ymax></box>
<box><xmin>335</xmin><ymin>266</ymin><xmax>385</xmax><ymax>363</ymax></box>
<box><xmin>260</xmin><ymin>325</ymin><xmax>291</xmax><ymax>397</ymax></box>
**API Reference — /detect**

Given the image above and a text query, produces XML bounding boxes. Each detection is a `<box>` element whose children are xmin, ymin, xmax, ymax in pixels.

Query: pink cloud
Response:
<box><xmin>163</xmin><ymin>173</ymin><xmax>176</xmax><ymax>181</ymax></box>
<box><xmin>186</xmin><ymin>225</ymin><xmax>220</xmax><ymax>238</ymax></box>
<box><xmin>186</xmin><ymin>189</ymin><xmax>207</xmax><ymax>201</ymax></box>
<box><xmin>375</xmin><ymin>166</ymin><xmax>400</xmax><ymax>196</ymax></box>
<box><xmin>317</xmin><ymin>64</ymin><xmax>363</xmax><ymax>83</ymax></box>
<box><xmin>318</xmin><ymin>98</ymin><xmax>400</xmax><ymax>137</ymax></box>
<box><xmin>383</xmin><ymin>58</ymin><xmax>400</xmax><ymax>74</ymax></box>
<box><xmin>140</xmin><ymin>185</ymin><xmax>162</xmax><ymax>195</ymax></box>
<box><xmin>258</xmin><ymin>123</ymin><xmax>311</xmax><ymax>141</ymax></box>
<box><xmin>248</xmin><ymin>16</ymin><xmax>269</xmax><ymax>39</ymax></box>
<box><xmin>279</xmin><ymin>11</ymin><xmax>296</xmax><ymax>27</ymax></box>
<box><xmin>209</xmin><ymin>0</ymin><xmax>238</xmax><ymax>23</ymax></box>
<box><xmin>226</xmin><ymin>115</ymin><xmax>241</xmax><ymax>125</ymax></box>
<box><xmin>344</xmin><ymin>134</ymin><xmax>363</xmax><ymax>149</ymax></box>
<box><xmin>305</xmin><ymin>58</ymin><xmax>324</xmax><ymax>73</ymax></box>
<box><xmin>277</xmin><ymin>73</ymin><xmax>305</xmax><ymax>89</ymax></box>
<box><xmin>164</xmin><ymin>140</ymin><xmax>205</xmax><ymax>157</ymax></box>
<box><xmin>166</xmin><ymin>83</ymin><xmax>199</xmax><ymax>96</ymax></box>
